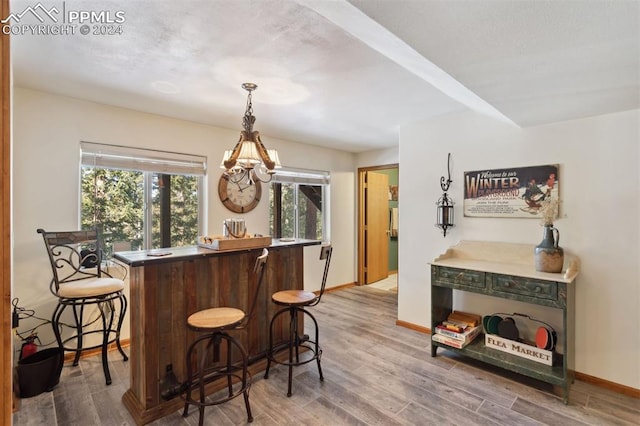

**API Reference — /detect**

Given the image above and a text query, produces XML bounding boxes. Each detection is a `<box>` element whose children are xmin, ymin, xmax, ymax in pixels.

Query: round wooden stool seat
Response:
<box><xmin>187</xmin><ymin>307</ymin><xmax>245</xmax><ymax>331</ymax></box>
<box><xmin>271</xmin><ymin>290</ymin><xmax>317</xmax><ymax>306</ymax></box>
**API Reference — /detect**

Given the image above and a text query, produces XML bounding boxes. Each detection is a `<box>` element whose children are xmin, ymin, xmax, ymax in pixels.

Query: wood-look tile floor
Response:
<box><xmin>13</xmin><ymin>285</ymin><xmax>640</xmax><ymax>425</ymax></box>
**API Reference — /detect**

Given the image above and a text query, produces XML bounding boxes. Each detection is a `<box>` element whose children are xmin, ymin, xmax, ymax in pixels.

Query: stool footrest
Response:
<box><xmin>181</xmin><ymin>371</ymin><xmax>252</xmax><ymax>408</ymax></box>
<box><xmin>266</xmin><ymin>342</ymin><xmax>322</xmax><ymax>367</ymax></box>
<box><xmin>182</xmin><ymin>328</ymin><xmax>255</xmax><ymax>424</ymax></box>
<box><xmin>59</xmin><ymin>329</ymin><xmax>123</xmax><ymax>352</ymax></box>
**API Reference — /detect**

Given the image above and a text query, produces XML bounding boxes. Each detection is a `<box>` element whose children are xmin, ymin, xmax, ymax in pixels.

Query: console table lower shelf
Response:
<box><xmin>431</xmin><ymin>336</ymin><xmax>573</xmax><ymax>396</ymax></box>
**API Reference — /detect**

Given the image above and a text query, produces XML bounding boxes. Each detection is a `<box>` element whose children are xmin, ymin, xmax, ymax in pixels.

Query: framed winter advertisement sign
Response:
<box><xmin>463</xmin><ymin>164</ymin><xmax>559</xmax><ymax>219</ymax></box>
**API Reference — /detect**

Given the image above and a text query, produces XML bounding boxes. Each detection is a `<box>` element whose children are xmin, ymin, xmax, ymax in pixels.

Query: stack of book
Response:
<box><xmin>431</xmin><ymin>311</ymin><xmax>482</xmax><ymax>349</ymax></box>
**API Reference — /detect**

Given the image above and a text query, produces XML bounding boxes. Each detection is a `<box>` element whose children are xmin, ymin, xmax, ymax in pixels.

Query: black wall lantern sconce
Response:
<box><xmin>436</xmin><ymin>153</ymin><xmax>454</xmax><ymax>237</ymax></box>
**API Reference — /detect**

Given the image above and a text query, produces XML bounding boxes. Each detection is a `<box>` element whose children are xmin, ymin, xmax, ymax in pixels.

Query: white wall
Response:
<box><xmin>398</xmin><ymin>109</ymin><xmax>640</xmax><ymax>389</ymax></box>
<box><xmin>356</xmin><ymin>146</ymin><xmax>399</xmax><ymax>168</ymax></box>
<box><xmin>12</xmin><ymin>87</ymin><xmax>356</xmax><ymax>345</ymax></box>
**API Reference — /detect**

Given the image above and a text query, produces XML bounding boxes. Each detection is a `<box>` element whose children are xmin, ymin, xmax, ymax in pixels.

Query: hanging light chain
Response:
<box><xmin>242</xmin><ymin>85</ymin><xmax>256</xmax><ymax>133</ymax></box>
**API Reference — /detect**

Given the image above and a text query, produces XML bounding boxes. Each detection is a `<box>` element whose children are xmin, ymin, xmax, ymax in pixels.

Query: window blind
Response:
<box><xmin>80</xmin><ymin>141</ymin><xmax>207</xmax><ymax>176</ymax></box>
<box><xmin>270</xmin><ymin>167</ymin><xmax>330</xmax><ymax>185</ymax></box>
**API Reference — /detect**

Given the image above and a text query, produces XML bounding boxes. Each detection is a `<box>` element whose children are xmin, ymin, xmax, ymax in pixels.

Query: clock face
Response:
<box><xmin>218</xmin><ymin>174</ymin><xmax>261</xmax><ymax>213</ymax></box>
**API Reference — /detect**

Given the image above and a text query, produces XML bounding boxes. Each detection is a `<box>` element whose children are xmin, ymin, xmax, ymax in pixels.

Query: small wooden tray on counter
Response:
<box><xmin>197</xmin><ymin>235</ymin><xmax>272</xmax><ymax>251</ymax></box>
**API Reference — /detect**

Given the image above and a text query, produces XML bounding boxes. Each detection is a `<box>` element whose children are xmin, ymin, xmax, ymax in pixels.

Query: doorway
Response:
<box><xmin>357</xmin><ymin>164</ymin><xmax>399</xmax><ymax>286</ymax></box>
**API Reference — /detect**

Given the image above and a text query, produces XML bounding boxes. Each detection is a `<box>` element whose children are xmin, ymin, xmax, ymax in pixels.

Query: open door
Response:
<box><xmin>364</xmin><ymin>171</ymin><xmax>389</xmax><ymax>284</ymax></box>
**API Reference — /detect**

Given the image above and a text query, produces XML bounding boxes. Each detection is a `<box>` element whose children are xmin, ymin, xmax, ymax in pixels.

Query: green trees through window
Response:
<box><xmin>81</xmin><ymin>168</ymin><xmax>201</xmax><ymax>252</ymax></box>
<box><xmin>80</xmin><ymin>143</ymin><xmax>206</xmax><ymax>253</ymax></box>
<box><xmin>81</xmin><ymin>168</ymin><xmax>143</xmax><ymax>250</ymax></box>
<box><xmin>152</xmin><ymin>173</ymin><xmax>200</xmax><ymax>249</ymax></box>
<box><xmin>269</xmin><ymin>180</ymin><xmax>326</xmax><ymax>241</ymax></box>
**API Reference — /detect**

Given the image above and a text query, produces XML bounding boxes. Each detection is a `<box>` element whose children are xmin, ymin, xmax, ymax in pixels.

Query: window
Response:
<box><xmin>80</xmin><ymin>142</ymin><xmax>206</xmax><ymax>252</ymax></box>
<box><xmin>269</xmin><ymin>168</ymin><xmax>330</xmax><ymax>241</ymax></box>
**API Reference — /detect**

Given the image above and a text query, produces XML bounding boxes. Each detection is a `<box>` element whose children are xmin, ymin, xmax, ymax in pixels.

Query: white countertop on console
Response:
<box><xmin>431</xmin><ymin>240</ymin><xmax>579</xmax><ymax>283</ymax></box>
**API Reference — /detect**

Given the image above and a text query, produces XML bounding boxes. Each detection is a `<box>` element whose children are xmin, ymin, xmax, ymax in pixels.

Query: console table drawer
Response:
<box><xmin>433</xmin><ymin>266</ymin><xmax>485</xmax><ymax>290</ymax></box>
<box><xmin>489</xmin><ymin>275</ymin><xmax>557</xmax><ymax>300</ymax></box>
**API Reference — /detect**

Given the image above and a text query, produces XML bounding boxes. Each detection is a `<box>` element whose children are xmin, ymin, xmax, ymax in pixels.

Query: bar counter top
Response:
<box><xmin>113</xmin><ymin>238</ymin><xmax>320</xmax><ymax>267</ymax></box>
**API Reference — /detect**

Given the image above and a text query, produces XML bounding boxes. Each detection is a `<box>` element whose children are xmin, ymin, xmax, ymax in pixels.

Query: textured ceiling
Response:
<box><xmin>9</xmin><ymin>0</ymin><xmax>640</xmax><ymax>152</ymax></box>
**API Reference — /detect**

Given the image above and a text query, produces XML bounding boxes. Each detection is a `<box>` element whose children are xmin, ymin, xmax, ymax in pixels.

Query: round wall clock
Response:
<box><xmin>218</xmin><ymin>174</ymin><xmax>262</xmax><ymax>213</ymax></box>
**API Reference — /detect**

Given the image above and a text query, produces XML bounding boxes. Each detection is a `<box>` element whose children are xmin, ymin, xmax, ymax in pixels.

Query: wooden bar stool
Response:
<box><xmin>182</xmin><ymin>248</ymin><xmax>268</xmax><ymax>425</ymax></box>
<box><xmin>264</xmin><ymin>244</ymin><xmax>332</xmax><ymax>396</ymax></box>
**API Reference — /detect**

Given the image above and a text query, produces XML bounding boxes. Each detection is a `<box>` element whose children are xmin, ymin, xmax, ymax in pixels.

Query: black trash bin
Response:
<box><xmin>16</xmin><ymin>348</ymin><xmax>63</xmax><ymax>398</ymax></box>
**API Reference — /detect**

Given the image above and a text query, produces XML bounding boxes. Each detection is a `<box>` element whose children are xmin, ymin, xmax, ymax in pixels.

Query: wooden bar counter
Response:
<box><xmin>113</xmin><ymin>239</ymin><xmax>320</xmax><ymax>425</ymax></box>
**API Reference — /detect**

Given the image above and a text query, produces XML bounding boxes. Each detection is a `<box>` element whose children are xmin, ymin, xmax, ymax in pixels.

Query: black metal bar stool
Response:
<box><xmin>37</xmin><ymin>228</ymin><xmax>128</xmax><ymax>386</ymax></box>
<box><xmin>264</xmin><ymin>244</ymin><xmax>332</xmax><ymax>396</ymax></box>
<box><xmin>182</xmin><ymin>248</ymin><xmax>268</xmax><ymax>425</ymax></box>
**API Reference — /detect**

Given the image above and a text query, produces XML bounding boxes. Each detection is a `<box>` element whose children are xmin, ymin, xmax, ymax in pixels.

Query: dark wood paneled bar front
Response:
<box><xmin>113</xmin><ymin>239</ymin><xmax>320</xmax><ymax>425</ymax></box>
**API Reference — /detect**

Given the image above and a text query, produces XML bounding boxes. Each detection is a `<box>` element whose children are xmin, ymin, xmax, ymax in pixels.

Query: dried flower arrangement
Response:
<box><xmin>539</xmin><ymin>196</ymin><xmax>559</xmax><ymax>226</ymax></box>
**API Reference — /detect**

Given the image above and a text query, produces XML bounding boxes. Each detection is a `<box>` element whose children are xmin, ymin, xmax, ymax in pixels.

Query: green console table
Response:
<box><xmin>430</xmin><ymin>240</ymin><xmax>579</xmax><ymax>403</ymax></box>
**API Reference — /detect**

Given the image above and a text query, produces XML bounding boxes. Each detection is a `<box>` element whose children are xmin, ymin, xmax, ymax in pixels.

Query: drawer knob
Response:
<box><xmin>535</xmin><ymin>286</ymin><xmax>541</xmax><ymax>293</ymax></box>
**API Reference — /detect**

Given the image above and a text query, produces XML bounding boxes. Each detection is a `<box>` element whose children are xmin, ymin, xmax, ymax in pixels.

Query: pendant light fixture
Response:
<box><xmin>220</xmin><ymin>83</ymin><xmax>281</xmax><ymax>183</ymax></box>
